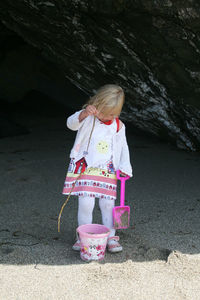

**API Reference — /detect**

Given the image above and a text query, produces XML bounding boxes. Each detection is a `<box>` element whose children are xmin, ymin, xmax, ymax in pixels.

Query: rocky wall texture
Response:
<box><xmin>0</xmin><ymin>0</ymin><xmax>200</xmax><ymax>150</ymax></box>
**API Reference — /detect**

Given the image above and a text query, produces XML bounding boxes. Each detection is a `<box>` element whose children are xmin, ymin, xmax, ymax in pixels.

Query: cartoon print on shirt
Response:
<box><xmin>107</xmin><ymin>161</ymin><xmax>115</xmax><ymax>174</ymax></box>
<box><xmin>96</xmin><ymin>141</ymin><xmax>109</xmax><ymax>154</ymax></box>
<box><xmin>67</xmin><ymin>158</ymin><xmax>75</xmax><ymax>173</ymax></box>
<box><xmin>74</xmin><ymin>143</ymin><xmax>81</xmax><ymax>152</ymax></box>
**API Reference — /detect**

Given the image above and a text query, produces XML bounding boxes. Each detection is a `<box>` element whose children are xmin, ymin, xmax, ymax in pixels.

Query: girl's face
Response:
<box><xmin>97</xmin><ymin>106</ymin><xmax>120</xmax><ymax>122</ymax></box>
<box><xmin>97</xmin><ymin>112</ymin><xmax>118</xmax><ymax>122</ymax></box>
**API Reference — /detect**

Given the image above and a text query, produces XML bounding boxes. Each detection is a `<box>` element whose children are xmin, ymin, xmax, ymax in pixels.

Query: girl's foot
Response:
<box><xmin>107</xmin><ymin>236</ymin><xmax>123</xmax><ymax>253</ymax></box>
<box><xmin>72</xmin><ymin>240</ymin><xmax>81</xmax><ymax>251</ymax></box>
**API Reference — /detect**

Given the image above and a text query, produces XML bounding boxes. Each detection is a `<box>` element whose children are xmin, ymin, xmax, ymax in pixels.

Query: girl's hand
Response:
<box><xmin>85</xmin><ymin>105</ymin><xmax>98</xmax><ymax>116</ymax></box>
<box><xmin>120</xmin><ymin>171</ymin><xmax>128</xmax><ymax>177</ymax></box>
<box><xmin>79</xmin><ymin>105</ymin><xmax>98</xmax><ymax>122</ymax></box>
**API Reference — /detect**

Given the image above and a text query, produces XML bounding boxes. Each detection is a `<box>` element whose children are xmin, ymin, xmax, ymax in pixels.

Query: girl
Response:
<box><xmin>62</xmin><ymin>84</ymin><xmax>132</xmax><ymax>253</ymax></box>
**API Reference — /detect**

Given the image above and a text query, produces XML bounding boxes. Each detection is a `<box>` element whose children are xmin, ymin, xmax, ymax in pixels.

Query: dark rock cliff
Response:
<box><xmin>0</xmin><ymin>0</ymin><xmax>200</xmax><ymax>150</ymax></box>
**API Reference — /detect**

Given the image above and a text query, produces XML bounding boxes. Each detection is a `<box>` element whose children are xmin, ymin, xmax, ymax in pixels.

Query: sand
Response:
<box><xmin>0</xmin><ymin>102</ymin><xmax>200</xmax><ymax>300</ymax></box>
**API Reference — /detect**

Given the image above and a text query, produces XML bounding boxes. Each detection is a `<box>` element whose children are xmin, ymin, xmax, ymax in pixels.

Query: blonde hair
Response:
<box><xmin>84</xmin><ymin>84</ymin><xmax>125</xmax><ymax>116</ymax></box>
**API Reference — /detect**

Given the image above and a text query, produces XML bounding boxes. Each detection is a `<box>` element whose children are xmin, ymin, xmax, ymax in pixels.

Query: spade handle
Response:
<box><xmin>116</xmin><ymin>170</ymin><xmax>130</xmax><ymax>206</ymax></box>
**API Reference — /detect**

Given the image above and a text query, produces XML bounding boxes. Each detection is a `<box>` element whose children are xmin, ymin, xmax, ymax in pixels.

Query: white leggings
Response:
<box><xmin>78</xmin><ymin>196</ymin><xmax>116</xmax><ymax>237</ymax></box>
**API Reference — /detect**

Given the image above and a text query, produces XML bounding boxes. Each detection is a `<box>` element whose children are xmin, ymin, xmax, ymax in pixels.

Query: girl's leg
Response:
<box><xmin>98</xmin><ymin>198</ymin><xmax>115</xmax><ymax>238</ymax></box>
<box><xmin>99</xmin><ymin>198</ymin><xmax>122</xmax><ymax>253</ymax></box>
<box><xmin>78</xmin><ymin>195</ymin><xmax>95</xmax><ymax>225</ymax></box>
<box><xmin>73</xmin><ymin>195</ymin><xmax>95</xmax><ymax>251</ymax></box>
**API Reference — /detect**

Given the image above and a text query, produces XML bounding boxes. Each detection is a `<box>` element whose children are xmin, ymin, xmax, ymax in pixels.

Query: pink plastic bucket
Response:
<box><xmin>77</xmin><ymin>224</ymin><xmax>110</xmax><ymax>262</ymax></box>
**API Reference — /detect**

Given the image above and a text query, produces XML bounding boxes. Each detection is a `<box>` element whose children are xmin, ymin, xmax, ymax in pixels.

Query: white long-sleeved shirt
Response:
<box><xmin>66</xmin><ymin>110</ymin><xmax>133</xmax><ymax>177</ymax></box>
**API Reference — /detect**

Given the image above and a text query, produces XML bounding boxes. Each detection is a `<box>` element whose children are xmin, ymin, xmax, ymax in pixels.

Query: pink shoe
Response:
<box><xmin>107</xmin><ymin>236</ymin><xmax>123</xmax><ymax>253</ymax></box>
<box><xmin>72</xmin><ymin>240</ymin><xmax>81</xmax><ymax>251</ymax></box>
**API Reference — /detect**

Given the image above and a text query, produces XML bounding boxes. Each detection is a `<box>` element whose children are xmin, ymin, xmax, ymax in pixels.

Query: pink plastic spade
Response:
<box><xmin>113</xmin><ymin>170</ymin><xmax>130</xmax><ymax>229</ymax></box>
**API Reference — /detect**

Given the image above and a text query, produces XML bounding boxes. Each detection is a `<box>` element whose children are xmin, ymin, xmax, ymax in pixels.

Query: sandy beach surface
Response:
<box><xmin>0</xmin><ymin>98</ymin><xmax>200</xmax><ymax>300</ymax></box>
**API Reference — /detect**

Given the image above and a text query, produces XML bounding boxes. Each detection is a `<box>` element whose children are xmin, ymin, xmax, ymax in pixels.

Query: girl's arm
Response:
<box><xmin>67</xmin><ymin>105</ymin><xmax>98</xmax><ymax>131</ymax></box>
<box><xmin>78</xmin><ymin>110</ymin><xmax>88</xmax><ymax>122</ymax></box>
<box><xmin>118</xmin><ymin>127</ymin><xmax>133</xmax><ymax>177</ymax></box>
<box><xmin>67</xmin><ymin>110</ymin><xmax>84</xmax><ymax>131</ymax></box>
